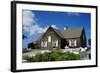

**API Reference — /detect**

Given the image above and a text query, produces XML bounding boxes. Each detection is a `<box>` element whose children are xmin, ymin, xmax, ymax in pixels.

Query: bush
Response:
<box><xmin>49</xmin><ymin>49</ymin><xmax>66</xmax><ymax>61</ymax></box>
<box><xmin>35</xmin><ymin>53</ymin><xmax>50</xmax><ymax>62</ymax></box>
<box><xmin>23</xmin><ymin>49</ymin><xmax>80</xmax><ymax>62</ymax></box>
<box><xmin>65</xmin><ymin>52</ymin><xmax>80</xmax><ymax>60</ymax></box>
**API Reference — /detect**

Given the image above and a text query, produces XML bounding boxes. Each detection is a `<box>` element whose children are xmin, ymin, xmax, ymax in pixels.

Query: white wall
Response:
<box><xmin>0</xmin><ymin>0</ymin><xmax>100</xmax><ymax>73</ymax></box>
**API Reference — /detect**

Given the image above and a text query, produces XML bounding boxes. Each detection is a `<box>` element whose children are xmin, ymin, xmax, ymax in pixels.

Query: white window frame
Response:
<box><xmin>74</xmin><ymin>40</ymin><xmax>77</xmax><ymax>46</ymax></box>
<box><xmin>69</xmin><ymin>40</ymin><xmax>77</xmax><ymax>47</ymax></box>
<box><xmin>48</xmin><ymin>36</ymin><xmax>51</xmax><ymax>42</ymax></box>
<box><xmin>41</xmin><ymin>41</ymin><xmax>43</xmax><ymax>47</ymax></box>
<box><xmin>69</xmin><ymin>40</ymin><xmax>71</xmax><ymax>46</ymax></box>
<box><xmin>44</xmin><ymin>41</ymin><xmax>47</xmax><ymax>47</ymax></box>
<box><xmin>56</xmin><ymin>40</ymin><xmax>58</xmax><ymax>47</ymax></box>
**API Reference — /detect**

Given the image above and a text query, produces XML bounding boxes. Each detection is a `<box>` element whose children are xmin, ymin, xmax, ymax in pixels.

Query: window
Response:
<box><xmin>74</xmin><ymin>40</ymin><xmax>77</xmax><ymax>46</ymax></box>
<box><xmin>69</xmin><ymin>40</ymin><xmax>71</xmax><ymax>46</ymax></box>
<box><xmin>52</xmin><ymin>41</ymin><xmax>55</xmax><ymax>47</ymax></box>
<box><xmin>52</xmin><ymin>40</ymin><xmax>58</xmax><ymax>47</ymax></box>
<box><xmin>71</xmin><ymin>40</ymin><xmax>75</xmax><ymax>46</ymax></box>
<box><xmin>44</xmin><ymin>41</ymin><xmax>47</xmax><ymax>47</ymax></box>
<box><xmin>48</xmin><ymin>36</ymin><xmax>51</xmax><ymax>42</ymax></box>
<box><xmin>69</xmin><ymin>40</ymin><xmax>77</xmax><ymax>47</ymax></box>
<box><xmin>41</xmin><ymin>41</ymin><xmax>43</xmax><ymax>47</ymax></box>
<box><xmin>56</xmin><ymin>40</ymin><xmax>58</xmax><ymax>47</ymax></box>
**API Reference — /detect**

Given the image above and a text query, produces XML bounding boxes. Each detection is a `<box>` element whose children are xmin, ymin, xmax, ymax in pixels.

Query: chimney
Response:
<box><xmin>64</xmin><ymin>26</ymin><xmax>68</xmax><ymax>30</ymax></box>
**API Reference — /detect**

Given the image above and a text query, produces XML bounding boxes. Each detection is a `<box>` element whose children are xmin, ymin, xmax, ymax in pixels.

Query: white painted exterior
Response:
<box><xmin>44</xmin><ymin>41</ymin><xmax>47</xmax><ymax>47</ymax></box>
<box><xmin>48</xmin><ymin>36</ymin><xmax>51</xmax><ymax>42</ymax></box>
<box><xmin>69</xmin><ymin>40</ymin><xmax>77</xmax><ymax>47</ymax></box>
<box><xmin>56</xmin><ymin>40</ymin><xmax>58</xmax><ymax>47</ymax></box>
<box><xmin>41</xmin><ymin>41</ymin><xmax>43</xmax><ymax>47</ymax></box>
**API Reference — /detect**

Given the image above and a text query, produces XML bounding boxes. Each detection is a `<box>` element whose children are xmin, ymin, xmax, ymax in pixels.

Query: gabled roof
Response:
<box><xmin>61</xmin><ymin>28</ymin><xmax>83</xmax><ymax>38</ymax></box>
<box><xmin>38</xmin><ymin>26</ymin><xmax>83</xmax><ymax>40</ymax></box>
<box><xmin>38</xmin><ymin>26</ymin><xmax>63</xmax><ymax>40</ymax></box>
<box><xmin>53</xmin><ymin>28</ymin><xmax>64</xmax><ymax>38</ymax></box>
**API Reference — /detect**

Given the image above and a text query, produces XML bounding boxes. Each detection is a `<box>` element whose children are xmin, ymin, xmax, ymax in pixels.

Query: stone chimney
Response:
<box><xmin>64</xmin><ymin>26</ymin><xmax>68</xmax><ymax>30</ymax></box>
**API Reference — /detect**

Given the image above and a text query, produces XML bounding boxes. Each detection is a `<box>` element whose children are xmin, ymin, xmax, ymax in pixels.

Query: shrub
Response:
<box><xmin>23</xmin><ymin>55</ymin><xmax>35</xmax><ymax>62</ymax></box>
<box><xmin>35</xmin><ymin>53</ymin><xmax>50</xmax><ymax>62</ymax></box>
<box><xmin>49</xmin><ymin>49</ymin><xmax>66</xmax><ymax>61</ymax></box>
<box><xmin>23</xmin><ymin>49</ymin><xmax>80</xmax><ymax>62</ymax></box>
<box><xmin>65</xmin><ymin>52</ymin><xmax>80</xmax><ymax>60</ymax></box>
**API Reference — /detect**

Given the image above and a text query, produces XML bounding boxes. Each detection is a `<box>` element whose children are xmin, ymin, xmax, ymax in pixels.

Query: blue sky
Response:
<box><xmin>22</xmin><ymin>10</ymin><xmax>91</xmax><ymax>48</ymax></box>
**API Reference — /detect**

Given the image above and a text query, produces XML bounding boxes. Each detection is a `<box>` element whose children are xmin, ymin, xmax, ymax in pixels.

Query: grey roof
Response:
<box><xmin>53</xmin><ymin>28</ymin><xmax>64</xmax><ymax>38</ymax></box>
<box><xmin>38</xmin><ymin>26</ymin><xmax>83</xmax><ymax>40</ymax></box>
<box><xmin>61</xmin><ymin>28</ymin><xmax>83</xmax><ymax>38</ymax></box>
<box><xmin>37</xmin><ymin>27</ymin><xmax>63</xmax><ymax>40</ymax></box>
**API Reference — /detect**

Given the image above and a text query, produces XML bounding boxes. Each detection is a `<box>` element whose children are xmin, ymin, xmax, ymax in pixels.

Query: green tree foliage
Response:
<box><xmin>81</xmin><ymin>28</ymin><xmax>87</xmax><ymax>48</ymax></box>
<box><xmin>28</xmin><ymin>43</ymin><xmax>35</xmax><ymax>49</ymax></box>
<box><xmin>88</xmin><ymin>38</ymin><xmax>91</xmax><ymax>46</ymax></box>
<box><xmin>23</xmin><ymin>35</ymin><xmax>27</xmax><ymax>39</ymax></box>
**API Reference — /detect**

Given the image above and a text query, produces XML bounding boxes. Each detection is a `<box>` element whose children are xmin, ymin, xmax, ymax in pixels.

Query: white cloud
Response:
<box><xmin>23</xmin><ymin>10</ymin><xmax>59</xmax><ymax>36</ymax></box>
<box><xmin>51</xmin><ymin>24</ymin><xmax>58</xmax><ymax>29</ymax></box>
<box><xmin>23</xmin><ymin>10</ymin><xmax>48</xmax><ymax>36</ymax></box>
<box><xmin>23</xmin><ymin>10</ymin><xmax>46</xmax><ymax>36</ymax></box>
<box><xmin>67</xmin><ymin>12</ymin><xmax>80</xmax><ymax>16</ymax></box>
<box><xmin>29</xmin><ymin>25</ymin><xmax>48</xmax><ymax>36</ymax></box>
<box><xmin>23</xmin><ymin>10</ymin><xmax>36</xmax><ymax>26</ymax></box>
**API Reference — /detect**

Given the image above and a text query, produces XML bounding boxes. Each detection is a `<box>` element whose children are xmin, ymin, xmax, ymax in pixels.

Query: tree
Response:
<box><xmin>23</xmin><ymin>35</ymin><xmax>27</xmax><ymax>39</ymax></box>
<box><xmin>81</xmin><ymin>28</ymin><xmax>87</xmax><ymax>48</ymax></box>
<box><xmin>28</xmin><ymin>42</ymin><xmax>35</xmax><ymax>49</ymax></box>
<box><xmin>88</xmin><ymin>38</ymin><xmax>91</xmax><ymax>46</ymax></box>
